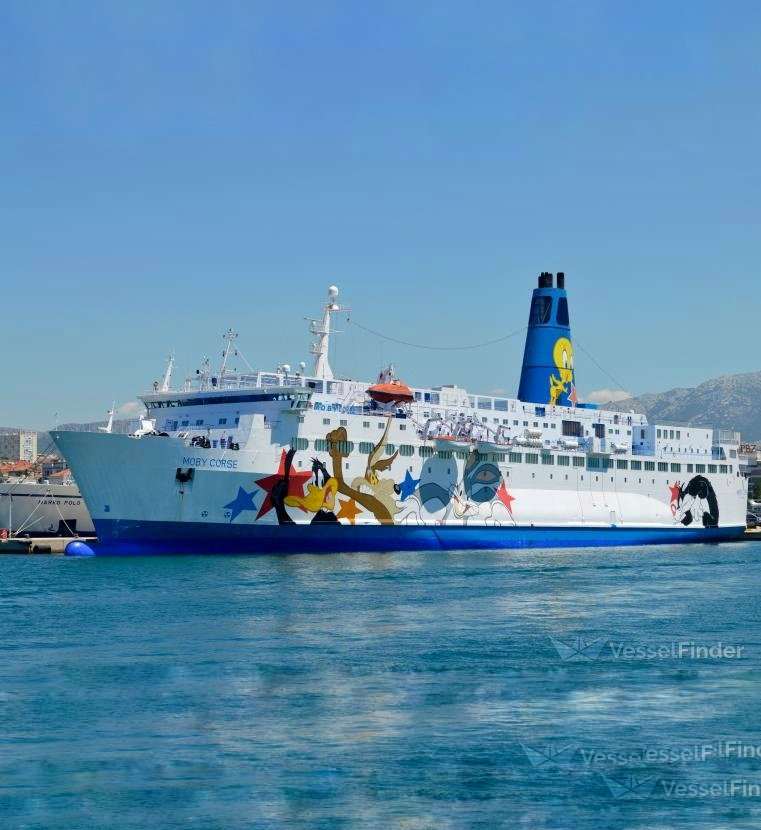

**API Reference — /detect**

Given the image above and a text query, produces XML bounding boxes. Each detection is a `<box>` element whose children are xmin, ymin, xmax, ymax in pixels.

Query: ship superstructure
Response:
<box><xmin>53</xmin><ymin>274</ymin><xmax>747</xmax><ymax>554</ymax></box>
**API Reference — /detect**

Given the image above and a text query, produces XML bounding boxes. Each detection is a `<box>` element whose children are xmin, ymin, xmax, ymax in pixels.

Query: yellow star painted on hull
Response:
<box><xmin>336</xmin><ymin>498</ymin><xmax>363</xmax><ymax>525</ymax></box>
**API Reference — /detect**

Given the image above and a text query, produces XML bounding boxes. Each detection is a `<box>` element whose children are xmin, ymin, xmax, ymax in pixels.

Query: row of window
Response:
<box><xmin>173</xmin><ymin>416</ymin><xmax>240</xmax><ymax>428</ymax></box>
<box><xmin>294</xmin><ymin>438</ymin><xmax>734</xmax><ymax>475</ymax></box>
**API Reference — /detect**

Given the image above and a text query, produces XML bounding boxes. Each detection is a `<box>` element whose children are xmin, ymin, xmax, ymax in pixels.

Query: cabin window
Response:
<box><xmin>617</xmin><ymin>460</ymin><xmax>628</xmax><ymax>469</ymax></box>
<box><xmin>437</xmin><ymin>450</ymin><xmax>452</xmax><ymax>459</ymax></box>
<box><xmin>293</xmin><ymin>437</ymin><xmax>309</xmax><ymax>450</ymax></box>
<box><xmin>399</xmin><ymin>424</ymin><xmax>406</xmax><ymax>431</ymax></box>
<box><xmin>218</xmin><ymin>418</ymin><xmax>227</xmax><ymax>425</ymax></box>
<box><xmin>195</xmin><ymin>419</ymin><xmax>203</xmax><ymax>426</ymax></box>
<box><xmin>419</xmin><ymin>446</ymin><xmax>435</xmax><ymax>457</ymax></box>
<box><xmin>491</xmin><ymin>453</ymin><xmax>506</xmax><ymax>462</ymax></box>
<box><xmin>587</xmin><ymin>457</ymin><xmax>601</xmax><ymax>469</ymax></box>
<box><xmin>558</xmin><ymin>455</ymin><xmax>570</xmax><ymax>466</ymax></box>
<box><xmin>658</xmin><ymin>462</ymin><xmax>668</xmax><ymax>472</ymax></box>
<box><xmin>378</xmin><ymin>422</ymin><xmax>385</xmax><ymax>429</ymax></box>
<box><xmin>181</xmin><ymin>420</ymin><xmax>189</xmax><ymax>427</ymax></box>
<box><xmin>657</xmin><ymin>429</ymin><xmax>662</xmax><ymax>438</ymax></box>
<box><xmin>525</xmin><ymin>453</ymin><xmax>539</xmax><ymax>464</ymax></box>
<box><xmin>573</xmin><ymin>456</ymin><xmax>585</xmax><ymax>467</ymax></box>
<box><xmin>720</xmin><ymin>464</ymin><xmax>728</xmax><ymax>473</ymax></box>
<box><xmin>314</xmin><ymin>439</ymin><xmax>329</xmax><ymax>451</ymax></box>
<box><xmin>557</xmin><ymin>297</ymin><xmax>569</xmax><ymax>326</ymax></box>
<box><xmin>359</xmin><ymin>442</ymin><xmax>373</xmax><ymax>454</ymax></box>
<box><xmin>340</xmin><ymin>419</ymin><xmax>347</xmax><ymax>427</ymax></box>
<box><xmin>631</xmin><ymin>460</ymin><xmax>642</xmax><ymax>470</ymax></box>
<box><xmin>696</xmin><ymin>464</ymin><xmax>706</xmax><ymax>473</ymax></box>
<box><xmin>687</xmin><ymin>463</ymin><xmax>694</xmax><ymax>473</ymax></box>
<box><xmin>234</xmin><ymin>417</ymin><xmax>240</xmax><ymax>426</ymax></box>
<box><xmin>541</xmin><ymin>453</ymin><xmax>554</xmax><ymax>465</ymax></box>
<box><xmin>363</xmin><ymin>421</ymin><xmax>370</xmax><ymax>428</ymax></box>
<box><xmin>399</xmin><ymin>444</ymin><xmax>414</xmax><ymax>456</ymax></box>
<box><xmin>671</xmin><ymin>463</ymin><xmax>681</xmax><ymax>473</ymax></box>
<box><xmin>529</xmin><ymin>295</ymin><xmax>552</xmax><ymax>325</ymax></box>
<box><xmin>708</xmin><ymin>464</ymin><xmax>717</xmax><ymax>473</ymax></box>
<box><xmin>645</xmin><ymin>461</ymin><xmax>655</xmax><ymax>471</ymax></box>
<box><xmin>509</xmin><ymin>452</ymin><xmax>522</xmax><ymax>463</ymax></box>
<box><xmin>593</xmin><ymin>423</ymin><xmax>605</xmax><ymax>439</ymax></box>
<box><xmin>322</xmin><ymin>418</ymin><xmax>331</xmax><ymax>425</ymax></box>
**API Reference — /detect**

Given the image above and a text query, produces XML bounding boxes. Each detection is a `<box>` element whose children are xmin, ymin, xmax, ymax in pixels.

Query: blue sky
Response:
<box><xmin>2</xmin><ymin>1</ymin><xmax>760</xmax><ymax>429</ymax></box>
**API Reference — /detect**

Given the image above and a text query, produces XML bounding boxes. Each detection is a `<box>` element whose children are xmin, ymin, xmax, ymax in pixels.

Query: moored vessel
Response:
<box><xmin>53</xmin><ymin>273</ymin><xmax>748</xmax><ymax>554</ymax></box>
<box><xmin>0</xmin><ymin>479</ymin><xmax>95</xmax><ymax>538</ymax></box>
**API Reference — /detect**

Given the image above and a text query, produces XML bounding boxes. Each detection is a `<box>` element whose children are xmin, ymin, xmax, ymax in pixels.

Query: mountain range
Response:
<box><xmin>602</xmin><ymin>371</ymin><xmax>761</xmax><ymax>442</ymax></box>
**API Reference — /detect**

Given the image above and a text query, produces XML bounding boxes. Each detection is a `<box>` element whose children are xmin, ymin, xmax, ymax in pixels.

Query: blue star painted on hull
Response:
<box><xmin>223</xmin><ymin>487</ymin><xmax>259</xmax><ymax>522</ymax></box>
<box><xmin>399</xmin><ymin>470</ymin><xmax>420</xmax><ymax>501</ymax></box>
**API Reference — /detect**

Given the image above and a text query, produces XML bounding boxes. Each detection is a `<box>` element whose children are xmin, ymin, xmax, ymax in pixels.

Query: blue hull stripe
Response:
<box><xmin>67</xmin><ymin>519</ymin><xmax>747</xmax><ymax>555</ymax></box>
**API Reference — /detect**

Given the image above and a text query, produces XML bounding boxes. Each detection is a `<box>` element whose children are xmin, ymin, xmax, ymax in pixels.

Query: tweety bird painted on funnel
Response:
<box><xmin>549</xmin><ymin>337</ymin><xmax>575</xmax><ymax>405</ymax></box>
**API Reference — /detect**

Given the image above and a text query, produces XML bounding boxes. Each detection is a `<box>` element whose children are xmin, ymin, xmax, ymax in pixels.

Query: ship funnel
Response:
<box><xmin>517</xmin><ymin>272</ymin><xmax>576</xmax><ymax>407</ymax></box>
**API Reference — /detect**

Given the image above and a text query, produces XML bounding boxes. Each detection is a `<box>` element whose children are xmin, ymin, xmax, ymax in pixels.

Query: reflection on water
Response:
<box><xmin>2</xmin><ymin>543</ymin><xmax>761</xmax><ymax>829</ymax></box>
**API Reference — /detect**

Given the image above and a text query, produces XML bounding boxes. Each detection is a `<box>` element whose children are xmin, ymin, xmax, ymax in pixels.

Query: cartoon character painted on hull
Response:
<box><xmin>349</xmin><ymin>418</ymin><xmax>399</xmax><ymax>518</ymax></box>
<box><xmin>285</xmin><ymin>457</ymin><xmax>339</xmax><ymax>523</ymax></box>
<box><xmin>669</xmin><ymin>476</ymin><xmax>719</xmax><ymax>527</ymax></box>
<box><xmin>258</xmin><ymin>425</ymin><xmax>518</xmax><ymax>528</ymax></box>
<box><xmin>549</xmin><ymin>336</ymin><xmax>575</xmax><ymax>406</ymax></box>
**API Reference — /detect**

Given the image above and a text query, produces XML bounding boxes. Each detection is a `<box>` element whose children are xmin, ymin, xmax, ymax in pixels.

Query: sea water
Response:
<box><xmin>2</xmin><ymin>543</ymin><xmax>761</xmax><ymax>829</ymax></box>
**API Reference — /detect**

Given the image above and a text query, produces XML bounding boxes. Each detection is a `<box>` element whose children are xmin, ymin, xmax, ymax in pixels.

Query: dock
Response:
<box><xmin>0</xmin><ymin>537</ymin><xmax>93</xmax><ymax>555</ymax></box>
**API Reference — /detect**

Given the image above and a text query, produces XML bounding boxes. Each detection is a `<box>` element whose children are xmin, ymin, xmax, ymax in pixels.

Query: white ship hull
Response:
<box><xmin>52</xmin><ymin>431</ymin><xmax>746</xmax><ymax>554</ymax></box>
<box><xmin>0</xmin><ymin>480</ymin><xmax>95</xmax><ymax>537</ymax></box>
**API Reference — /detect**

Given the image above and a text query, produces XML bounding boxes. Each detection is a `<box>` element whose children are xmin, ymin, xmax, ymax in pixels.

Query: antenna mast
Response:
<box><xmin>161</xmin><ymin>353</ymin><xmax>175</xmax><ymax>392</ymax></box>
<box><xmin>308</xmin><ymin>285</ymin><xmax>344</xmax><ymax>380</ymax></box>
<box><xmin>219</xmin><ymin>329</ymin><xmax>238</xmax><ymax>380</ymax></box>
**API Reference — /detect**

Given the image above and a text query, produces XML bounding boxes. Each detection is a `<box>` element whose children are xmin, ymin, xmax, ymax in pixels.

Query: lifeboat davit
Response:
<box><xmin>366</xmin><ymin>379</ymin><xmax>415</xmax><ymax>404</ymax></box>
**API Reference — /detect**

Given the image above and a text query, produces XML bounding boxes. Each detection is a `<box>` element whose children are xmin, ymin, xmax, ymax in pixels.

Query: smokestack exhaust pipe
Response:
<box><xmin>518</xmin><ymin>270</ymin><xmax>576</xmax><ymax>406</ymax></box>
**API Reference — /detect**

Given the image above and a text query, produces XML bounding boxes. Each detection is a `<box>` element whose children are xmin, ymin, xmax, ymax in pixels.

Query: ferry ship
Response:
<box><xmin>53</xmin><ymin>273</ymin><xmax>747</xmax><ymax>555</ymax></box>
<box><xmin>0</xmin><ymin>479</ymin><xmax>94</xmax><ymax>538</ymax></box>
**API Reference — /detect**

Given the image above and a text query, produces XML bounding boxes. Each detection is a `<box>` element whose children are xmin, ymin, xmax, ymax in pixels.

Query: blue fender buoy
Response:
<box><xmin>65</xmin><ymin>540</ymin><xmax>96</xmax><ymax>557</ymax></box>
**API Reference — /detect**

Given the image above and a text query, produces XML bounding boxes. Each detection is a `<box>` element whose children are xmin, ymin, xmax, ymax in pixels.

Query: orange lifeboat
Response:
<box><xmin>366</xmin><ymin>379</ymin><xmax>415</xmax><ymax>405</ymax></box>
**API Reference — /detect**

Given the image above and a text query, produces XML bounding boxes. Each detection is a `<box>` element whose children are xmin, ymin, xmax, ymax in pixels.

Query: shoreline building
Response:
<box><xmin>0</xmin><ymin>431</ymin><xmax>38</xmax><ymax>463</ymax></box>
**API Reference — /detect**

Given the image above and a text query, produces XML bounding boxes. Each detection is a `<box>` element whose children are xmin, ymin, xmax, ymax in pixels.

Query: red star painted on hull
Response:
<box><xmin>254</xmin><ymin>449</ymin><xmax>312</xmax><ymax>519</ymax></box>
<box><xmin>496</xmin><ymin>480</ymin><xmax>516</xmax><ymax>514</ymax></box>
